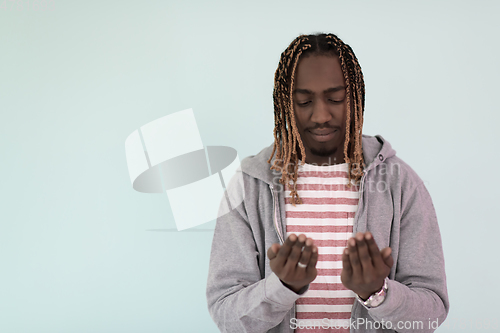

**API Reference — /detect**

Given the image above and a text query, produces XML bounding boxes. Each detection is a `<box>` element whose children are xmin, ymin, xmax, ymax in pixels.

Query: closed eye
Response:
<box><xmin>297</xmin><ymin>101</ymin><xmax>311</xmax><ymax>107</ymax></box>
<box><xmin>297</xmin><ymin>99</ymin><xmax>344</xmax><ymax>107</ymax></box>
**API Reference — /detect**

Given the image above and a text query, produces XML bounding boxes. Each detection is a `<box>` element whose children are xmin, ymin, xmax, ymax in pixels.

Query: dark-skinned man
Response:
<box><xmin>207</xmin><ymin>33</ymin><xmax>449</xmax><ymax>333</ymax></box>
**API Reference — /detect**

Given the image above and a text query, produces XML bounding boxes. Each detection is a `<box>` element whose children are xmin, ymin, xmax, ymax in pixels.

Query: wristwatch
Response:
<box><xmin>356</xmin><ymin>277</ymin><xmax>389</xmax><ymax>308</ymax></box>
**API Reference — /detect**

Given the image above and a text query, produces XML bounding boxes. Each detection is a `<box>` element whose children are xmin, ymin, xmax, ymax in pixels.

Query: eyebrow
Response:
<box><xmin>293</xmin><ymin>86</ymin><xmax>345</xmax><ymax>95</ymax></box>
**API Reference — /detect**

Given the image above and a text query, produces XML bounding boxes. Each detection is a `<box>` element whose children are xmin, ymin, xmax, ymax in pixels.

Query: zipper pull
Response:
<box><xmin>268</xmin><ymin>183</ymin><xmax>284</xmax><ymax>244</ymax></box>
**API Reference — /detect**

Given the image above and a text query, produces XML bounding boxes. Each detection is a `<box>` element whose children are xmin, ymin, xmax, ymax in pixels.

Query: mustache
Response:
<box><xmin>307</xmin><ymin>125</ymin><xmax>338</xmax><ymax>131</ymax></box>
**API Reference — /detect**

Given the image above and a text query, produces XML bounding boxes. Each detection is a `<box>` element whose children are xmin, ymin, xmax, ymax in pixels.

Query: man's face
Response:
<box><xmin>292</xmin><ymin>54</ymin><xmax>351</xmax><ymax>165</ymax></box>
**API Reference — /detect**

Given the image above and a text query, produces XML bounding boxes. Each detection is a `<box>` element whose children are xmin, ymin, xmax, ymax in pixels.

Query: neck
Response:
<box><xmin>297</xmin><ymin>146</ymin><xmax>346</xmax><ymax>166</ymax></box>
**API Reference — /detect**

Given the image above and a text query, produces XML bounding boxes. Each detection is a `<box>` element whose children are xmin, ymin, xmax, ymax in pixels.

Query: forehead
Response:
<box><xmin>294</xmin><ymin>55</ymin><xmax>345</xmax><ymax>90</ymax></box>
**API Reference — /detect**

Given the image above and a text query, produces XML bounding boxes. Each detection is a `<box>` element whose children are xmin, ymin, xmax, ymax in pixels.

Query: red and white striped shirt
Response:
<box><xmin>285</xmin><ymin>162</ymin><xmax>360</xmax><ymax>332</ymax></box>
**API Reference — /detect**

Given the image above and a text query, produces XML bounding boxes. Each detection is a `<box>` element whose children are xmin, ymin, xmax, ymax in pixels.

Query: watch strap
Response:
<box><xmin>356</xmin><ymin>277</ymin><xmax>389</xmax><ymax>308</ymax></box>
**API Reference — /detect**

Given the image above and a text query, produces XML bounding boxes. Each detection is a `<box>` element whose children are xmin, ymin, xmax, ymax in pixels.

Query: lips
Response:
<box><xmin>308</xmin><ymin>129</ymin><xmax>338</xmax><ymax>142</ymax></box>
<box><xmin>310</xmin><ymin>129</ymin><xmax>336</xmax><ymax>136</ymax></box>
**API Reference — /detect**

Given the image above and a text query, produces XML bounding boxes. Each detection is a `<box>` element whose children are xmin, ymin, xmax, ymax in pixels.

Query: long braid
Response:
<box><xmin>326</xmin><ymin>36</ymin><xmax>352</xmax><ymax>176</ymax></box>
<box><xmin>326</xmin><ymin>35</ymin><xmax>365</xmax><ymax>188</ymax></box>
<box><xmin>344</xmin><ymin>42</ymin><xmax>365</xmax><ymax>182</ymax></box>
<box><xmin>286</xmin><ymin>46</ymin><xmax>310</xmax><ymax>205</ymax></box>
<box><xmin>267</xmin><ymin>33</ymin><xmax>366</xmax><ymax>204</ymax></box>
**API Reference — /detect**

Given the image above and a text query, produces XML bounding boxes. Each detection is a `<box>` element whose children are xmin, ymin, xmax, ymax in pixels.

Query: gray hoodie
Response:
<box><xmin>206</xmin><ymin>134</ymin><xmax>449</xmax><ymax>333</ymax></box>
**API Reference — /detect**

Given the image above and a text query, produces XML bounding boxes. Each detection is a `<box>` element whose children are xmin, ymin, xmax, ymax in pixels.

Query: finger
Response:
<box><xmin>297</xmin><ymin>237</ymin><xmax>314</xmax><ymax>267</ymax></box>
<box><xmin>307</xmin><ymin>245</ymin><xmax>319</xmax><ymax>272</ymax></box>
<box><xmin>275</xmin><ymin>234</ymin><xmax>297</xmax><ymax>266</ymax></box>
<box><xmin>267</xmin><ymin>243</ymin><xmax>281</xmax><ymax>260</ymax></box>
<box><xmin>364</xmin><ymin>232</ymin><xmax>386</xmax><ymax>270</ymax></box>
<box><xmin>341</xmin><ymin>247</ymin><xmax>353</xmax><ymax>276</ymax></box>
<box><xmin>347</xmin><ymin>237</ymin><xmax>362</xmax><ymax>277</ymax></box>
<box><xmin>355</xmin><ymin>233</ymin><xmax>375</xmax><ymax>277</ymax></box>
<box><xmin>285</xmin><ymin>234</ymin><xmax>306</xmax><ymax>270</ymax></box>
<box><xmin>381</xmin><ymin>247</ymin><xmax>394</xmax><ymax>268</ymax></box>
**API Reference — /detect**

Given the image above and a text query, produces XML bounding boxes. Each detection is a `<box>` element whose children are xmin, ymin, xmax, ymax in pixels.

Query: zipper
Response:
<box><xmin>350</xmin><ymin>167</ymin><xmax>370</xmax><ymax>322</ymax></box>
<box><xmin>269</xmin><ymin>183</ymin><xmax>284</xmax><ymax>244</ymax></box>
<box><xmin>269</xmin><ymin>183</ymin><xmax>295</xmax><ymax>326</ymax></box>
<box><xmin>352</xmin><ymin>168</ymin><xmax>367</xmax><ymax>235</ymax></box>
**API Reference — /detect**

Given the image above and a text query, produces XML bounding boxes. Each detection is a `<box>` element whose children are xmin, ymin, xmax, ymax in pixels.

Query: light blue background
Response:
<box><xmin>1</xmin><ymin>1</ymin><xmax>498</xmax><ymax>332</ymax></box>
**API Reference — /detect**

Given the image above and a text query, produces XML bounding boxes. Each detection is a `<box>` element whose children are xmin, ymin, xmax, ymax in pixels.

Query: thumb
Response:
<box><xmin>267</xmin><ymin>243</ymin><xmax>281</xmax><ymax>260</ymax></box>
<box><xmin>381</xmin><ymin>247</ymin><xmax>394</xmax><ymax>268</ymax></box>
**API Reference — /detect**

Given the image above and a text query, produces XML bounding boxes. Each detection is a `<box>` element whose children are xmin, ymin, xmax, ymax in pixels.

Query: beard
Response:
<box><xmin>309</xmin><ymin>146</ymin><xmax>338</xmax><ymax>157</ymax></box>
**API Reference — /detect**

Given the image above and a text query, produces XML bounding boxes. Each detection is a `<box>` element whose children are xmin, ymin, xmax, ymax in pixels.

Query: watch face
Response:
<box><xmin>367</xmin><ymin>294</ymin><xmax>385</xmax><ymax>308</ymax></box>
<box><xmin>359</xmin><ymin>278</ymin><xmax>388</xmax><ymax>308</ymax></box>
<box><xmin>364</xmin><ymin>280</ymin><xmax>388</xmax><ymax>308</ymax></box>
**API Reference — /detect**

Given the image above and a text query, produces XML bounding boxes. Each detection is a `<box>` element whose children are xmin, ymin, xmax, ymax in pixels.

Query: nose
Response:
<box><xmin>310</xmin><ymin>99</ymin><xmax>332</xmax><ymax>124</ymax></box>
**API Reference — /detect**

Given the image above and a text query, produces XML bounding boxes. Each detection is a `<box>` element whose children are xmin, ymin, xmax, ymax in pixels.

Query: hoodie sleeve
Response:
<box><xmin>206</xmin><ymin>174</ymin><xmax>302</xmax><ymax>333</ymax></box>
<box><xmin>365</xmin><ymin>182</ymin><xmax>450</xmax><ymax>332</ymax></box>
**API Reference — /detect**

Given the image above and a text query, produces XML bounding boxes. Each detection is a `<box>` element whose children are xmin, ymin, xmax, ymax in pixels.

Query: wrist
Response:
<box><xmin>357</xmin><ymin>281</ymin><xmax>384</xmax><ymax>300</ymax></box>
<box><xmin>281</xmin><ymin>280</ymin><xmax>305</xmax><ymax>294</ymax></box>
<box><xmin>356</xmin><ymin>277</ymin><xmax>389</xmax><ymax>308</ymax></box>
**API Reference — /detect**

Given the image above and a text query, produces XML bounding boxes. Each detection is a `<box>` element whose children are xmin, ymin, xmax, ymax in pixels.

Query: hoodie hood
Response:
<box><xmin>239</xmin><ymin>134</ymin><xmax>397</xmax><ymax>185</ymax></box>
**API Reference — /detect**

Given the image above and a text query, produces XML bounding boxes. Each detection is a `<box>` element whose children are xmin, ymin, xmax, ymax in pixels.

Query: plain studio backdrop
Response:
<box><xmin>0</xmin><ymin>1</ymin><xmax>498</xmax><ymax>332</ymax></box>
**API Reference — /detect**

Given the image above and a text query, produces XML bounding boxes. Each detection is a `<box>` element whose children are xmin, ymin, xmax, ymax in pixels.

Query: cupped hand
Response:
<box><xmin>267</xmin><ymin>233</ymin><xmax>319</xmax><ymax>293</ymax></box>
<box><xmin>341</xmin><ymin>231</ymin><xmax>394</xmax><ymax>300</ymax></box>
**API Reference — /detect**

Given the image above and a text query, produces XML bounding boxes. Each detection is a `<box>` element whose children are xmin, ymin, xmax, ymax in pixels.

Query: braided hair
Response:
<box><xmin>267</xmin><ymin>33</ymin><xmax>366</xmax><ymax>205</ymax></box>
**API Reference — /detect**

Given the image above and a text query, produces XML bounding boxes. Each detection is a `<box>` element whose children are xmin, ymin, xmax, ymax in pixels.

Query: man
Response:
<box><xmin>206</xmin><ymin>33</ymin><xmax>449</xmax><ymax>332</ymax></box>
